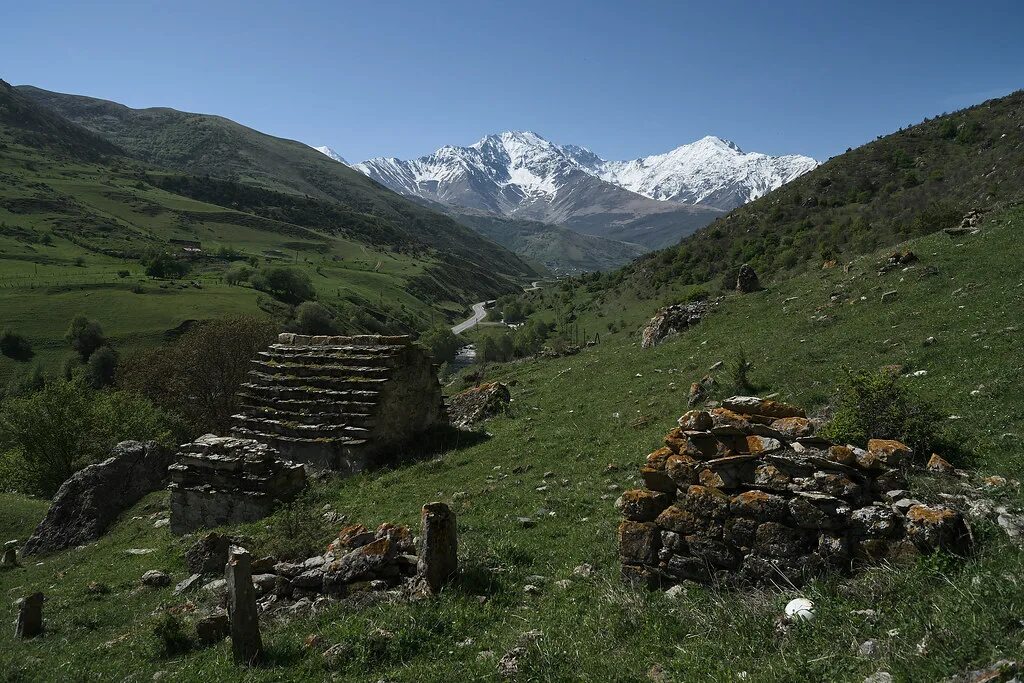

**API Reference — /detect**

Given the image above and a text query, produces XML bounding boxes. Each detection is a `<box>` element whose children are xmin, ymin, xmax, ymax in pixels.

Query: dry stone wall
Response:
<box><xmin>169</xmin><ymin>435</ymin><xmax>306</xmax><ymax>534</ymax></box>
<box><xmin>618</xmin><ymin>396</ymin><xmax>972</xmax><ymax>588</ymax></box>
<box><xmin>232</xmin><ymin>334</ymin><xmax>444</xmax><ymax>471</ymax></box>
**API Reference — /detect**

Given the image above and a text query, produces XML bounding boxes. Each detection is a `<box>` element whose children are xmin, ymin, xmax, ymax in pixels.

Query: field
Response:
<box><xmin>1</xmin><ymin>204</ymin><xmax>1022</xmax><ymax>681</ymax></box>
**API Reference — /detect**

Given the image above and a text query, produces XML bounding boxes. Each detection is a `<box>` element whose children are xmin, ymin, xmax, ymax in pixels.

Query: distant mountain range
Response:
<box><xmin>349</xmin><ymin>131</ymin><xmax>817</xmax><ymax>248</ymax></box>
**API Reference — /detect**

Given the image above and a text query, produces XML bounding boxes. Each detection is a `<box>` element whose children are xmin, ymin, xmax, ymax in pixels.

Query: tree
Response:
<box><xmin>85</xmin><ymin>346</ymin><xmax>118</xmax><ymax>388</ymax></box>
<box><xmin>65</xmin><ymin>315</ymin><xmax>106</xmax><ymax>361</ymax></box>
<box><xmin>0</xmin><ymin>329</ymin><xmax>33</xmax><ymax>361</ymax></box>
<box><xmin>119</xmin><ymin>315</ymin><xmax>279</xmax><ymax>435</ymax></box>
<box><xmin>223</xmin><ymin>263</ymin><xmax>253</xmax><ymax>286</ymax></box>
<box><xmin>290</xmin><ymin>301</ymin><xmax>338</xmax><ymax>335</ymax></box>
<box><xmin>143</xmin><ymin>252</ymin><xmax>190</xmax><ymax>279</ymax></box>
<box><xmin>418</xmin><ymin>326</ymin><xmax>461</xmax><ymax>363</ymax></box>
<box><xmin>250</xmin><ymin>266</ymin><xmax>315</xmax><ymax>304</ymax></box>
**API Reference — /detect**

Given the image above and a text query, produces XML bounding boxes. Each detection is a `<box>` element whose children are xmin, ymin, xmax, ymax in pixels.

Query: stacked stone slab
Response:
<box><xmin>618</xmin><ymin>396</ymin><xmax>971</xmax><ymax>588</ymax></box>
<box><xmin>231</xmin><ymin>333</ymin><xmax>444</xmax><ymax>470</ymax></box>
<box><xmin>169</xmin><ymin>435</ymin><xmax>306</xmax><ymax>534</ymax></box>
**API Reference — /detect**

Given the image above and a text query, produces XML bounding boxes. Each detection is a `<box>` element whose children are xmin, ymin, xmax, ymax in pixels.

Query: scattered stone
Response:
<box><xmin>942</xmin><ymin>659</ymin><xmax>1018</xmax><ymax>683</ymax></box>
<box><xmin>447</xmin><ymin>382</ymin><xmax>512</xmax><ymax>428</ymax></box>
<box><xmin>864</xmin><ymin>672</ymin><xmax>893</xmax><ymax>683</ymax></box>
<box><xmin>858</xmin><ymin>639</ymin><xmax>881</xmax><ymax>658</ymax></box>
<box><xmin>944</xmin><ymin>208</ymin><xmax>984</xmax><ymax>237</ymax></box>
<box><xmin>688</xmin><ymin>375</ymin><xmax>717</xmax><ymax>407</ymax></box>
<box><xmin>523</xmin><ymin>584</ymin><xmax>541</xmax><ymax>595</ymax></box>
<box><xmin>416</xmin><ymin>502</ymin><xmax>458</xmax><ymax>593</ymax></box>
<box><xmin>664</xmin><ymin>584</ymin><xmax>687</xmax><ymax>599</ymax></box>
<box><xmin>784</xmin><ymin>597</ymin><xmax>815</xmax><ymax>621</ymax></box>
<box><xmin>226</xmin><ymin>546</ymin><xmax>263</xmax><ymax>665</ymax></box>
<box><xmin>322</xmin><ymin>642</ymin><xmax>354</xmax><ymax>670</ymax></box>
<box><xmin>640</xmin><ymin>300</ymin><xmax>716</xmax><ymax>349</ymax></box>
<box><xmin>141</xmin><ymin>570</ymin><xmax>171</xmax><ymax>588</ymax></box>
<box><xmin>23</xmin><ymin>441</ymin><xmax>174</xmax><ymax>556</ymax></box>
<box><xmin>880</xmin><ymin>290</ymin><xmax>898</xmax><ymax>303</ymax></box>
<box><xmin>554</xmin><ymin>579</ymin><xmax>572</xmax><ymax>589</ymax></box>
<box><xmin>86</xmin><ymin>581</ymin><xmax>109</xmax><ymax>594</ymax></box>
<box><xmin>173</xmin><ymin>573</ymin><xmax>203</xmax><ymax>596</ymax></box>
<box><xmin>517</xmin><ymin>517</ymin><xmax>536</xmax><ymax>529</ymax></box>
<box><xmin>2</xmin><ymin>540</ymin><xmax>18</xmax><ymax>568</ymax></box>
<box><xmin>927</xmin><ymin>453</ymin><xmax>956</xmax><ymax>474</ymax></box>
<box><xmin>572</xmin><ymin>563</ymin><xmax>594</xmax><ymax>578</ymax></box>
<box><xmin>186</xmin><ymin>532</ymin><xmax>240</xmax><ymax>575</ymax></box>
<box><xmin>14</xmin><ymin>592</ymin><xmax>44</xmax><ymax>638</ymax></box>
<box><xmin>736</xmin><ymin>264</ymin><xmax>761</xmax><ymax>293</ymax></box>
<box><xmin>125</xmin><ymin>548</ymin><xmax>156</xmax><ymax>555</ymax></box>
<box><xmin>924</xmin><ymin>336</ymin><xmax>937</xmax><ymax>346</ymax></box>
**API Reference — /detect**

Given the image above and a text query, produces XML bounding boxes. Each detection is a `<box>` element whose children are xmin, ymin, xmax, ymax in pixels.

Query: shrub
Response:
<box><xmin>0</xmin><ymin>329</ymin><xmax>33</xmax><ymax>361</ymax></box>
<box><xmin>143</xmin><ymin>252</ymin><xmax>190</xmax><ymax>279</ymax></box>
<box><xmin>151</xmin><ymin>612</ymin><xmax>193</xmax><ymax>658</ymax></box>
<box><xmin>119</xmin><ymin>315</ymin><xmax>278</xmax><ymax>436</ymax></box>
<box><xmin>252</xmin><ymin>492</ymin><xmax>330</xmax><ymax>560</ymax></box>
<box><xmin>290</xmin><ymin>301</ymin><xmax>338</xmax><ymax>335</ymax></box>
<box><xmin>65</xmin><ymin>315</ymin><xmax>106</xmax><ymax>361</ymax></box>
<box><xmin>0</xmin><ymin>380</ymin><xmax>176</xmax><ymax>496</ymax></box>
<box><xmin>250</xmin><ymin>266</ymin><xmax>315</xmax><ymax>304</ymax></box>
<box><xmin>223</xmin><ymin>263</ymin><xmax>253</xmax><ymax>286</ymax></box>
<box><xmin>85</xmin><ymin>345</ymin><xmax>118</xmax><ymax>388</ymax></box>
<box><xmin>820</xmin><ymin>368</ymin><xmax>945</xmax><ymax>458</ymax></box>
<box><xmin>4</xmin><ymin>363</ymin><xmax>45</xmax><ymax>398</ymax></box>
<box><xmin>419</xmin><ymin>325</ymin><xmax>461</xmax><ymax>363</ymax></box>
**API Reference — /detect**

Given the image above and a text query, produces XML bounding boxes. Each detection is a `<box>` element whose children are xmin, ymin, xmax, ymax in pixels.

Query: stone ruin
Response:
<box><xmin>231</xmin><ymin>333</ymin><xmax>444</xmax><ymax>471</ymax></box>
<box><xmin>169</xmin><ymin>435</ymin><xmax>306</xmax><ymax>534</ymax></box>
<box><xmin>618</xmin><ymin>396</ymin><xmax>973</xmax><ymax>588</ymax></box>
<box><xmin>168</xmin><ymin>333</ymin><xmax>445</xmax><ymax>533</ymax></box>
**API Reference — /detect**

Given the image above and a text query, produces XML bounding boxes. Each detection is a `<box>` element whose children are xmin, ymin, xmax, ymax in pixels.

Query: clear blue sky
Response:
<box><xmin>3</xmin><ymin>0</ymin><xmax>1021</xmax><ymax>163</ymax></box>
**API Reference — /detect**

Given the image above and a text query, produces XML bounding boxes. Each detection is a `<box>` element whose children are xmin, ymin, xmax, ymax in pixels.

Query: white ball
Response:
<box><xmin>784</xmin><ymin>597</ymin><xmax>815</xmax><ymax>621</ymax></box>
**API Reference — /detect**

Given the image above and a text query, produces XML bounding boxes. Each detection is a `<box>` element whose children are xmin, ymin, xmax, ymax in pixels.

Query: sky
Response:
<box><xmin>2</xmin><ymin>0</ymin><xmax>1022</xmax><ymax>163</ymax></box>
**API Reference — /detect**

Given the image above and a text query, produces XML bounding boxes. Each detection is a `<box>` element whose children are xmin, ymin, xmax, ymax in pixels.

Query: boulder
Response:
<box><xmin>904</xmin><ymin>504</ymin><xmax>972</xmax><ymax>555</ymax></box>
<box><xmin>23</xmin><ymin>441</ymin><xmax>174</xmax><ymax>556</ymax></box>
<box><xmin>447</xmin><ymin>382</ymin><xmax>511</xmax><ymax>429</ymax></box>
<box><xmin>736</xmin><ymin>264</ymin><xmax>761</xmax><ymax>293</ymax></box>
<box><xmin>640</xmin><ymin>300</ymin><xmax>714</xmax><ymax>349</ymax></box>
<box><xmin>185</xmin><ymin>532</ymin><xmax>240</xmax><ymax>575</ymax></box>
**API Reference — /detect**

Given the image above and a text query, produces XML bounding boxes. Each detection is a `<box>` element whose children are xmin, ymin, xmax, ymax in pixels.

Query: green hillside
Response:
<box><xmin>604</xmin><ymin>89</ymin><xmax>1024</xmax><ymax>293</ymax></box>
<box><xmin>0</xmin><ymin>80</ymin><xmax>537</xmax><ymax>383</ymax></box>
<box><xmin>2</xmin><ymin>204</ymin><xmax>1022</xmax><ymax>681</ymax></box>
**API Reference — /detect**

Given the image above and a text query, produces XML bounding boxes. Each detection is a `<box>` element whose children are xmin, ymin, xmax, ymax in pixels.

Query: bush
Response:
<box><xmin>820</xmin><ymin>368</ymin><xmax>945</xmax><ymax>459</ymax></box>
<box><xmin>151</xmin><ymin>612</ymin><xmax>193</xmax><ymax>658</ymax></box>
<box><xmin>290</xmin><ymin>301</ymin><xmax>338</xmax><ymax>335</ymax></box>
<box><xmin>0</xmin><ymin>380</ymin><xmax>177</xmax><ymax>496</ymax></box>
<box><xmin>223</xmin><ymin>263</ymin><xmax>253</xmax><ymax>286</ymax></box>
<box><xmin>419</xmin><ymin>325</ymin><xmax>461</xmax><ymax>363</ymax></box>
<box><xmin>85</xmin><ymin>345</ymin><xmax>118</xmax><ymax>388</ymax></box>
<box><xmin>65</xmin><ymin>315</ymin><xmax>106</xmax><ymax>361</ymax></box>
<box><xmin>0</xmin><ymin>329</ymin><xmax>33</xmax><ymax>361</ymax></box>
<box><xmin>250</xmin><ymin>266</ymin><xmax>315</xmax><ymax>304</ymax></box>
<box><xmin>143</xmin><ymin>252</ymin><xmax>190</xmax><ymax>279</ymax></box>
<box><xmin>4</xmin><ymin>363</ymin><xmax>45</xmax><ymax>398</ymax></box>
<box><xmin>119</xmin><ymin>315</ymin><xmax>278</xmax><ymax>435</ymax></box>
<box><xmin>252</xmin><ymin>491</ymin><xmax>330</xmax><ymax>560</ymax></box>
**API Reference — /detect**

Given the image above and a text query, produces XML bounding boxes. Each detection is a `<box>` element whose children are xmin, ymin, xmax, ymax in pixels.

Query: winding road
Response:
<box><xmin>451</xmin><ymin>281</ymin><xmax>544</xmax><ymax>335</ymax></box>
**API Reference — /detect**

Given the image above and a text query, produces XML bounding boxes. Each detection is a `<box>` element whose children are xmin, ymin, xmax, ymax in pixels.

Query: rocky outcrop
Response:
<box><xmin>640</xmin><ymin>300</ymin><xmax>715</xmax><ymax>349</ymax></box>
<box><xmin>168</xmin><ymin>435</ymin><xmax>306</xmax><ymax>534</ymax></box>
<box><xmin>736</xmin><ymin>264</ymin><xmax>761</xmax><ymax>293</ymax></box>
<box><xmin>447</xmin><ymin>382</ymin><xmax>511</xmax><ymax>428</ymax></box>
<box><xmin>231</xmin><ymin>333</ymin><xmax>444</xmax><ymax>470</ymax></box>
<box><xmin>618</xmin><ymin>396</ymin><xmax>972</xmax><ymax>588</ymax></box>
<box><xmin>23</xmin><ymin>441</ymin><xmax>174</xmax><ymax>556</ymax></box>
<box><xmin>945</xmin><ymin>208</ymin><xmax>984</xmax><ymax>237</ymax></box>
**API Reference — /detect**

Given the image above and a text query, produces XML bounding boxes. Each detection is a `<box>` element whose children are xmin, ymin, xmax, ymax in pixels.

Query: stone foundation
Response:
<box><xmin>169</xmin><ymin>435</ymin><xmax>306</xmax><ymax>534</ymax></box>
<box><xmin>618</xmin><ymin>396</ymin><xmax>971</xmax><ymax>588</ymax></box>
<box><xmin>231</xmin><ymin>334</ymin><xmax>444</xmax><ymax>470</ymax></box>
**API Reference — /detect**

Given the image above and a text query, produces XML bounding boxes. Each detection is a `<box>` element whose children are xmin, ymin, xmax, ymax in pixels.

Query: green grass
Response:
<box><xmin>1</xmin><ymin>207</ymin><xmax>1022</xmax><ymax>681</ymax></box>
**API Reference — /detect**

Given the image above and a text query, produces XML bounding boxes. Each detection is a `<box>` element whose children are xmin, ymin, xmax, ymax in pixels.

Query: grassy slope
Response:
<box><xmin>2</xmin><ymin>207</ymin><xmax>1021</xmax><ymax>681</ymax></box>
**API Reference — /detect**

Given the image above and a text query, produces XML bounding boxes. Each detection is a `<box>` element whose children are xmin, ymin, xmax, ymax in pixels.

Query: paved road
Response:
<box><xmin>451</xmin><ymin>300</ymin><xmax>492</xmax><ymax>334</ymax></box>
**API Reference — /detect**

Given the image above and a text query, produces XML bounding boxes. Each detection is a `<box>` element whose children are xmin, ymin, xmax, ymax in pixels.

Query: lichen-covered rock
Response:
<box><xmin>447</xmin><ymin>382</ymin><xmax>511</xmax><ymax>429</ymax></box>
<box><xmin>677</xmin><ymin>410</ymin><xmax>713</xmax><ymax>431</ymax></box>
<box><xmin>186</xmin><ymin>532</ymin><xmax>240</xmax><ymax>575</ymax></box>
<box><xmin>926</xmin><ymin>453</ymin><xmax>955</xmax><ymax>474</ymax></box>
<box><xmin>708</xmin><ymin>408</ymin><xmax>752</xmax><ymax>435</ymax></box>
<box><xmin>721</xmin><ymin>396</ymin><xmax>805</xmax><ymax>419</ymax></box>
<box><xmin>904</xmin><ymin>504</ymin><xmax>972</xmax><ymax>555</ymax></box>
<box><xmin>730</xmin><ymin>491</ymin><xmax>788</xmax><ymax>522</ymax></box>
<box><xmin>866</xmin><ymin>439</ymin><xmax>913</xmax><ymax>468</ymax></box>
<box><xmin>771</xmin><ymin>417</ymin><xmax>815</xmax><ymax>439</ymax></box>
<box><xmin>736</xmin><ymin>264</ymin><xmax>761</xmax><ymax>293</ymax></box>
<box><xmin>618</xmin><ymin>521</ymin><xmax>659</xmax><ymax>565</ymax></box>
<box><xmin>24</xmin><ymin>441</ymin><xmax>174</xmax><ymax>556</ymax></box>
<box><xmin>615</xmin><ymin>489</ymin><xmax>673</xmax><ymax>522</ymax></box>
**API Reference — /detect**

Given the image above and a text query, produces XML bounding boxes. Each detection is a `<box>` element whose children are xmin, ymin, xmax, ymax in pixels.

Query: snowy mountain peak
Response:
<box><xmin>311</xmin><ymin>145</ymin><xmax>348</xmax><ymax>165</ymax></box>
<box><xmin>355</xmin><ymin>131</ymin><xmax>817</xmax><ymax>215</ymax></box>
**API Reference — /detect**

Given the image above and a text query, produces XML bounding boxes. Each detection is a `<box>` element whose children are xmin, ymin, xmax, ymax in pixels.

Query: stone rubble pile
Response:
<box><xmin>640</xmin><ymin>300</ymin><xmax>717</xmax><ymax>349</ymax></box>
<box><xmin>945</xmin><ymin>208</ymin><xmax>984</xmax><ymax>237</ymax></box>
<box><xmin>169</xmin><ymin>435</ymin><xmax>306</xmax><ymax>534</ymax></box>
<box><xmin>447</xmin><ymin>382</ymin><xmax>511</xmax><ymax>428</ymax></box>
<box><xmin>231</xmin><ymin>333</ymin><xmax>444</xmax><ymax>470</ymax></box>
<box><xmin>618</xmin><ymin>396</ymin><xmax>973</xmax><ymax>588</ymax></box>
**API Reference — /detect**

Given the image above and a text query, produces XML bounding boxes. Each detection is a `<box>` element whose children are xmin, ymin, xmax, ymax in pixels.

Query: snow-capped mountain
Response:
<box><xmin>312</xmin><ymin>145</ymin><xmax>348</xmax><ymax>165</ymax></box>
<box><xmin>356</xmin><ymin>131</ymin><xmax>816</xmax><ymax>213</ymax></box>
<box><xmin>569</xmin><ymin>135</ymin><xmax>819</xmax><ymax>210</ymax></box>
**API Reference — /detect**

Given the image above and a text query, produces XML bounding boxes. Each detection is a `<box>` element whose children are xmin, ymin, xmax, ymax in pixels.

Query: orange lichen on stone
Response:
<box><xmin>867</xmin><ymin>439</ymin><xmax>912</xmax><ymax>467</ymax></box>
<box><xmin>826</xmin><ymin>445</ymin><xmax>857</xmax><ymax>467</ymax></box>
<box><xmin>771</xmin><ymin>417</ymin><xmax>814</xmax><ymax>439</ymax></box>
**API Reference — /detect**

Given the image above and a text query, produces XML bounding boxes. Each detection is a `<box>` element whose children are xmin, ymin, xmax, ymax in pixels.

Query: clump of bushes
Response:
<box><xmin>142</xmin><ymin>251</ymin><xmax>190</xmax><ymax>279</ymax></box>
<box><xmin>477</xmin><ymin>319</ymin><xmax>554</xmax><ymax>363</ymax></box>
<box><xmin>820</xmin><ymin>368</ymin><xmax>945</xmax><ymax>459</ymax></box>
<box><xmin>0</xmin><ymin>379</ymin><xmax>177</xmax><ymax>496</ymax></box>
<box><xmin>0</xmin><ymin>329</ymin><xmax>33</xmax><ymax>361</ymax></box>
<box><xmin>419</xmin><ymin>325</ymin><xmax>461</xmax><ymax>363</ymax></box>
<box><xmin>223</xmin><ymin>262</ymin><xmax>253</xmax><ymax>286</ymax></box>
<box><xmin>251</xmin><ymin>266</ymin><xmax>315</xmax><ymax>304</ymax></box>
<box><xmin>288</xmin><ymin>301</ymin><xmax>338</xmax><ymax>335</ymax></box>
<box><xmin>65</xmin><ymin>315</ymin><xmax>106</xmax><ymax>362</ymax></box>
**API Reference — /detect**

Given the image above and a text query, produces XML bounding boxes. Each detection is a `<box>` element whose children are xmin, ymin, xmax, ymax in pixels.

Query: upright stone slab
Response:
<box><xmin>15</xmin><ymin>592</ymin><xmax>43</xmax><ymax>638</ymax></box>
<box><xmin>226</xmin><ymin>547</ymin><xmax>262</xmax><ymax>665</ymax></box>
<box><xmin>2</xmin><ymin>540</ymin><xmax>17</xmax><ymax>568</ymax></box>
<box><xmin>231</xmin><ymin>334</ymin><xmax>444</xmax><ymax>470</ymax></box>
<box><xmin>417</xmin><ymin>502</ymin><xmax>458</xmax><ymax>592</ymax></box>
